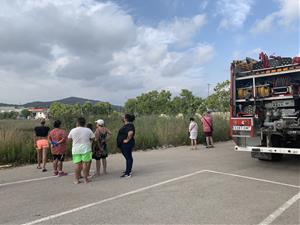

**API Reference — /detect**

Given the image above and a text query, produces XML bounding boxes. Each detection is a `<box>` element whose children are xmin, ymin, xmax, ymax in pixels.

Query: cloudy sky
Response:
<box><xmin>0</xmin><ymin>0</ymin><xmax>299</xmax><ymax>105</ymax></box>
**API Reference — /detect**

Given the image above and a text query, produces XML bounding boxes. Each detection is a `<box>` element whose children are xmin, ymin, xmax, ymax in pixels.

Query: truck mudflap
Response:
<box><xmin>235</xmin><ymin>146</ymin><xmax>300</xmax><ymax>155</ymax></box>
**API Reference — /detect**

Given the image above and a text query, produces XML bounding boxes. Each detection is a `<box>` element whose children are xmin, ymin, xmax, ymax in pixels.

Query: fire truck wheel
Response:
<box><xmin>257</xmin><ymin>153</ymin><xmax>283</xmax><ymax>161</ymax></box>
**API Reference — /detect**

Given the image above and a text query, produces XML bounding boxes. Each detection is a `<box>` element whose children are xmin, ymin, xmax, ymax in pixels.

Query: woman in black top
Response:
<box><xmin>117</xmin><ymin>114</ymin><xmax>135</xmax><ymax>178</ymax></box>
<box><xmin>34</xmin><ymin>119</ymin><xmax>50</xmax><ymax>172</ymax></box>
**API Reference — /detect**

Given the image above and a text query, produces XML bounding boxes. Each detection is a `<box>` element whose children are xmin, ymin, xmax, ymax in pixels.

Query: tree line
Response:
<box><xmin>0</xmin><ymin>102</ymin><xmax>114</xmax><ymax>121</ymax></box>
<box><xmin>124</xmin><ymin>80</ymin><xmax>230</xmax><ymax>115</ymax></box>
<box><xmin>0</xmin><ymin>80</ymin><xmax>230</xmax><ymax>120</ymax></box>
<box><xmin>0</xmin><ymin>111</ymin><xmax>19</xmax><ymax>120</ymax></box>
<box><xmin>49</xmin><ymin>102</ymin><xmax>113</xmax><ymax>119</ymax></box>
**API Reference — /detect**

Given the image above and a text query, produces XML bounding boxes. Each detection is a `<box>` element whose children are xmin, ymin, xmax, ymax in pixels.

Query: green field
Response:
<box><xmin>0</xmin><ymin>115</ymin><xmax>230</xmax><ymax>165</ymax></box>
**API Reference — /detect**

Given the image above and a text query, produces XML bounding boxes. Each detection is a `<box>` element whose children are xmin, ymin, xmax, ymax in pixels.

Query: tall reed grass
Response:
<box><xmin>0</xmin><ymin>114</ymin><xmax>230</xmax><ymax>165</ymax></box>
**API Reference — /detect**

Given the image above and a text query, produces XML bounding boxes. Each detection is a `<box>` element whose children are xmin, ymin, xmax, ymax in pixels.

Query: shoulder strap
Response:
<box><xmin>190</xmin><ymin>122</ymin><xmax>196</xmax><ymax>131</ymax></box>
<box><xmin>202</xmin><ymin>117</ymin><xmax>213</xmax><ymax>130</ymax></box>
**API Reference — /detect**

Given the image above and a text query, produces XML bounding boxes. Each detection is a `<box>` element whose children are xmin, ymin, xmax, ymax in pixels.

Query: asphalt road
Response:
<box><xmin>0</xmin><ymin>141</ymin><xmax>299</xmax><ymax>225</ymax></box>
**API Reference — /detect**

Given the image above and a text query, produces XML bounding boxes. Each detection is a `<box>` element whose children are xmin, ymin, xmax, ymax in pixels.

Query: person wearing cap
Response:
<box><xmin>34</xmin><ymin>119</ymin><xmax>50</xmax><ymax>172</ymax></box>
<box><xmin>93</xmin><ymin>119</ymin><xmax>112</xmax><ymax>176</ymax></box>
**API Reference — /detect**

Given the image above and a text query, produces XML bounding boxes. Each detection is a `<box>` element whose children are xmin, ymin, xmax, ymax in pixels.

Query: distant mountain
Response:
<box><xmin>1</xmin><ymin>97</ymin><xmax>123</xmax><ymax>111</ymax></box>
<box><xmin>0</xmin><ymin>103</ymin><xmax>17</xmax><ymax>107</ymax></box>
<box><xmin>23</xmin><ymin>97</ymin><xmax>99</xmax><ymax>108</ymax></box>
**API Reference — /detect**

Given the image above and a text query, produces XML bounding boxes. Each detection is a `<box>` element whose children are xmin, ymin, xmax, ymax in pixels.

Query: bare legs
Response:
<box><xmin>96</xmin><ymin>160</ymin><xmax>101</xmax><ymax>176</ymax></box>
<box><xmin>95</xmin><ymin>158</ymin><xmax>107</xmax><ymax>175</ymax></box>
<box><xmin>206</xmin><ymin>136</ymin><xmax>214</xmax><ymax>148</ymax></box>
<box><xmin>58</xmin><ymin>160</ymin><xmax>63</xmax><ymax>172</ymax></box>
<box><xmin>36</xmin><ymin>149</ymin><xmax>42</xmax><ymax>168</ymax></box>
<box><xmin>74</xmin><ymin>162</ymin><xmax>90</xmax><ymax>184</ymax></box>
<box><xmin>87</xmin><ymin>160</ymin><xmax>92</xmax><ymax>176</ymax></box>
<box><xmin>190</xmin><ymin>139</ymin><xmax>197</xmax><ymax>150</ymax></box>
<box><xmin>193</xmin><ymin>139</ymin><xmax>198</xmax><ymax>149</ymax></box>
<box><xmin>53</xmin><ymin>159</ymin><xmax>58</xmax><ymax>173</ymax></box>
<box><xmin>102</xmin><ymin>158</ymin><xmax>107</xmax><ymax>174</ymax></box>
<box><xmin>36</xmin><ymin>148</ymin><xmax>47</xmax><ymax>170</ymax></box>
<box><xmin>74</xmin><ymin>162</ymin><xmax>82</xmax><ymax>184</ymax></box>
<box><xmin>209</xmin><ymin>137</ymin><xmax>214</xmax><ymax>147</ymax></box>
<box><xmin>42</xmin><ymin>148</ymin><xmax>48</xmax><ymax>170</ymax></box>
<box><xmin>82</xmin><ymin>162</ymin><xmax>90</xmax><ymax>183</ymax></box>
<box><xmin>53</xmin><ymin>160</ymin><xmax>64</xmax><ymax>174</ymax></box>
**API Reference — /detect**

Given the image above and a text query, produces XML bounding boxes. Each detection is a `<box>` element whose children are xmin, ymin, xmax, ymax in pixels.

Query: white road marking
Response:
<box><xmin>204</xmin><ymin>170</ymin><xmax>300</xmax><ymax>189</ymax></box>
<box><xmin>0</xmin><ymin>170</ymin><xmax>97</xmax><ymax>188</ymax></box>
<box><xmin>21</xmin><ymin>170</ymin><xmax>206</xmax><ymax>225</ymax></box>
<box><xmin>3</xmin><ymin>169</ymin><xmax>300</xmax><ymax>224</ymax></box>
<box><xmin>259</xmin><ymin>191</ymin><xmax>300</xmax><ymax>225</ymax></box>
<box><xmin>0</xmin><ymin>173</ymin><xmax>74</xmax><ymax>188</ymax></box>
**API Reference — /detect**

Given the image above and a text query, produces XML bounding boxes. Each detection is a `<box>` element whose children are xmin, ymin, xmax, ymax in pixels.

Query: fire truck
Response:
<box><xmin>230</xmin><ymin>53</ymin><xmax>300</xmax><ymax>160</ymax></box>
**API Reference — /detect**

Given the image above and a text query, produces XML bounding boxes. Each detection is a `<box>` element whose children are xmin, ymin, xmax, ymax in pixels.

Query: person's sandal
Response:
<box><xmin>87</xmin><ymin>174</ymin><xmax>94</xmax><ymax>179</ymax></box>
<box><xmin>53</xmin><ymin>171</ymin><xmax>59</xmax><ymax>176</ymax></box>
<box><xmin>42</xmin><ymin>168</ymin><xmax>47</xmax><ymax>172</ymax></box>
<box><xmin>84</xmin><ymin>178</ymin><xmax>91</xmax><ymax>184</ymax></box>
<box><xmin>58</xmin><ymin>171</ymin><xmax>68</xmax><ymax>177</ymax></box>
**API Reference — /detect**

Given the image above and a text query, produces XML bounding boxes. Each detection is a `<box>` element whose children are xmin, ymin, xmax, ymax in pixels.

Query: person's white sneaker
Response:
<box><xmin>120</xmin><ymin>173</ymin><xmax>132</xmax><ymax>178</ymax></box>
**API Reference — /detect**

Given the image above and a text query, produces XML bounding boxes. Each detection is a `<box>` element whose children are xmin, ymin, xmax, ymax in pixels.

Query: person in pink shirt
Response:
<box><xmin>201</xmin><ymin>111</ymin><xmax>214</xmax><ymax>148</ymax></box>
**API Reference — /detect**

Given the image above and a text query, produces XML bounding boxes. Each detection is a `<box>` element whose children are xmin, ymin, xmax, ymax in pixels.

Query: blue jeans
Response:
<box><xmin>121</xmin><ymin>143</ymin><xmax>134</xmax><ymax>175</ymax></box>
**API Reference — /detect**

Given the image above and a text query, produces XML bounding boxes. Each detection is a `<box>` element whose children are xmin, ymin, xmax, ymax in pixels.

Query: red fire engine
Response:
<box><xmin>230</xmin><ymin>53</ymin><xmax>300</xmax><ymax>160</ymax></box>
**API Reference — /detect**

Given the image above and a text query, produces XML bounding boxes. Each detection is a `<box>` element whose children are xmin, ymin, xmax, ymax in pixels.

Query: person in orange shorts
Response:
<box><xmin>34</xmin><ymin>119</ymin><xmax>50</xmax><ymax>172</ymax></box>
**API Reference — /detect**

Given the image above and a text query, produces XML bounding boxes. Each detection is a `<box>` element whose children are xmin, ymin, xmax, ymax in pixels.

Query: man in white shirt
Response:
<box><xmin>68</xmin><ymin>117</ymin><xmax>95</xmax><ymax>184</ymax></box>
<box><xmin>189</xmin><ymin>117</ymin><xmax>198</xmax><ymax>150</ymax></box>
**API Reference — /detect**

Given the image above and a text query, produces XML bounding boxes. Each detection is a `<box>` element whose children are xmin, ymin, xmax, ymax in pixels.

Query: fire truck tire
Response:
<box><xmin>270</xmin><ymin>153</ymin><xmax>283</xmax><ymax>161</ymax></box>
<box><xmin>252</xmin><ymin>151</ymin><xmax>283</xmax><ymax>161</ymax></box>
<box><xmin>256</xmin><ymin>153</ymin><xmax>283</xmax><ymax>161</ymax></box>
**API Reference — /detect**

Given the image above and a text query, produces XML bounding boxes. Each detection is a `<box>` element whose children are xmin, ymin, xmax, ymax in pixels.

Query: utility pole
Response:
<box><xmin>207</xmin><ymin>83</ymin><xmax>210</xmax><ymax>97</ymax></box>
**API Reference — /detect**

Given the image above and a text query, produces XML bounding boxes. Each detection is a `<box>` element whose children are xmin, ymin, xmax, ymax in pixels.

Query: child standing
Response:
<box><xmin>189</xmin><ymin>117</ymin><xmax>198</xmax><ymax>150</ymax></box>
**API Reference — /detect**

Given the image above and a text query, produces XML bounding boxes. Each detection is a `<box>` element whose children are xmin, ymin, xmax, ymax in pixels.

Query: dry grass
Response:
<box><xmin>0</xmin><ymin>115</ymin><xmax>230</xmax><ymax>165</ymax></box>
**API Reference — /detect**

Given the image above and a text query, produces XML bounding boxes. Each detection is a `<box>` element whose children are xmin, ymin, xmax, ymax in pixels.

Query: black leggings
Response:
<box><xmin>121</xmin><ymin>143</ymin><xmax>134</xmax><ymax>175</ymax></box>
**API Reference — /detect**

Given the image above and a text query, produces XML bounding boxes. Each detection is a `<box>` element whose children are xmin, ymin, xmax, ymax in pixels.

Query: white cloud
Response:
<box><xmin>195</xmin><ymin>44</ymin><xmax>214</xmax><ymax>64</ymax></box>
<box><xmin>251</xmin><ymin>0</ymin><xmax>300</xmax><ymax>34</ymax></box>
<box><xmin>0</xmin><ymin>0</ymin><xmax>213</xmax><ymax>104</ymax></box>
<box><xmin>158</xmin><ymin>14</ymin><xmax>206</xmax><ymax>48</ymax></box>
<box><xmin>199</xmin><ymin>1</ymin><xmax>209</xmax><ymax>11</ymax></box>
<box><xmin>251</xmin><ymin>14</ymin><xmax>275</xmax><ymax>34</ymax></box>
<box><xmin>233</xmin><ymin>48</ymin><xmax>263</xmax><ymax>59</ymax></box>
<box><xmin>277</xmin><ymin>0</ymin><xmax>300</xmax><ymax>26</ymax></box>
<box><xmin>216</xmin><ymin>0</ymin><xmax>253</xmax><ymax>29</ymax></box>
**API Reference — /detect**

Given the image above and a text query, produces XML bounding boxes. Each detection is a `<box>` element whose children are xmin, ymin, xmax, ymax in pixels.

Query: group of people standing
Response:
<box><xmin>33</xmin><ymin>114</ymin><xmax>135</xmax><ymax>184</ymax></box>
<box><xmin>33</xmin><ymin>112</ymin><xmax>213</xmax><ymax>184</ymax></box>
<box><xmin>189</xmin><ymin>111</ymin><xmax>214</xmax><ymax>149</ymax></box>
